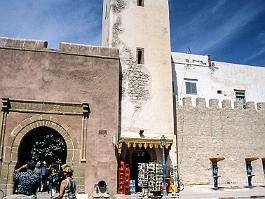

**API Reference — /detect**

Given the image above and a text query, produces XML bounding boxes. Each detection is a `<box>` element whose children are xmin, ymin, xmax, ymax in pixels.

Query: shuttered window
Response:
<box><xmin>235</xmin><ymin>90</ymin><xmax>246</xmax><ymax>104</ymax></box>
<box><xmin>185</xmin><ymin>82</ymin><xmax>197</xmax><ymax>95</ymax></box>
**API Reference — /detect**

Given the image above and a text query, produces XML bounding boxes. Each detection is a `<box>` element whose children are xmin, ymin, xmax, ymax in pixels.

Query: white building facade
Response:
<box><xmin>172</xmin><ymin>52</ymin><xmax>265</xmax><ymax>107</ymax></box>
<box><xmin>101</xmin><ymin>0</ymin><xmax>265</xmax><ymax>191</ymax></box>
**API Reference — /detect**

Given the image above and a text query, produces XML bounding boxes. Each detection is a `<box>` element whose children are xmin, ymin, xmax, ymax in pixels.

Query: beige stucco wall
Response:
<box><xmin>177</xmin><ymin>97</ymin><xmax>265</xmax><ymax>186</ymax></box>
<box><xmin>103</xmin><ymin>0</ymin><xmax>175</xmax><ymax>163</ymax></box>
<box><xmin>0</xmin><ymin>37</ymin><xmax>120</xmax><ymax>195</ymax></box>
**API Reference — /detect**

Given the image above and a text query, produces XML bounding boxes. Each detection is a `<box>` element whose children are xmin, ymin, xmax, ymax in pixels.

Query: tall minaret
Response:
<box><xmin>102</xmin><ymin>0</ymin><xmax>175</xmax><ymax>161</ymax></box>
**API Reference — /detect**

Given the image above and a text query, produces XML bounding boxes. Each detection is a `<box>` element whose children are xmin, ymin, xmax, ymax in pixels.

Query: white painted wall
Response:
<box><xmin>172</xmin><ymin>52</ymin><xmax>265</xmax><ymax>107</ymax></box>
<box><xmin>102</xmin><ymin>0</ymin><xmax>174</xmax><ymax>138</ymax></box>
<box><xmin>102</xmin><ymin>0</ymin><xmax>111</xmax><ymax>47</ymax></box>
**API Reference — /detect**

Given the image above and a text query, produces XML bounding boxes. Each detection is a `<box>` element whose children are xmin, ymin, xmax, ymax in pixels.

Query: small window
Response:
<box><xmin>185</xmin><ymin>81</ymin><xmax>197</xmax><ymax>95</ymax></box>
<box><xmin>137</xmin><ymin>0</ymin><xmax>144</xmax><ymax>7</ymax></box>
<box><xmin>217</xmin><ymin>90</ymin><xmax>222</xmax><ymax>94</ymax></box>
<box><xmin>234</xmin><ymin>89</ymin><xmax>246</xmax><ymax>104</ymax></box>
<box><xmin>136</xmin><ymin>48</ymin><xmax>144</xmax><ymax>64</ymax></box>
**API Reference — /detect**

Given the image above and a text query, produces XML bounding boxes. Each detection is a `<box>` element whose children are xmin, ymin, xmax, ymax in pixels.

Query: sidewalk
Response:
<box><xmin>178</xmin><ymin>185</ymin><xmax>265</xmax><ymax>199</ymax></box>
<box><xmin>35</xmin><ymin>185</ymin><xmax>265</xmax><ymax>199</ymax></box>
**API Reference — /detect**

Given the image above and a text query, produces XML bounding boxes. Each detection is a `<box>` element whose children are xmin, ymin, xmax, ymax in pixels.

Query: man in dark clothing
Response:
<box><xmin>13</xmin><ymin>160</ymin><xmax>40</xmax><ymax>196</ymax></box>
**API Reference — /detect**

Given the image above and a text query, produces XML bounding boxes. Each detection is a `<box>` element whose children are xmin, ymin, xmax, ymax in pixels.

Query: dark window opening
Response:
<box><xmin>235</xmin><ymin>89</ymin><xmax>246</xmax><ymax>105</ymax></box>
<box><xmin>185</xmin><ymin>81</ymin><xmax>197</xmax><ymax>95</ymax></box>
<box><xmin>137</xmin><ymin>0</ymin><xmax>144</xmax><ymax>7</ymax></box>
<box><xmin>217</xmin><ymin>90</ymin><xmax>222</xmax><ymax>94</ymax></box>
<box><xmin>137</xmin><ymin>48</ymin><xmax>144</xmax><ymax>64</ymax></box>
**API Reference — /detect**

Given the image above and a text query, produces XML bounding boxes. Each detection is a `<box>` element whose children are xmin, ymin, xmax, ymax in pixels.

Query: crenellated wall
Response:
<box><xmin>176</xmin><ymin>97</ymin><xmax>265</xmax><ymax>186</ymax></box>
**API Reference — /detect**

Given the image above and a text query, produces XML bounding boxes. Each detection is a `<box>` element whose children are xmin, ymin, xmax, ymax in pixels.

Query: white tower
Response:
<box><xmin>102</xmin><ymin>0</ymin><xmax>175</xmax><ymax>163</ymax></box>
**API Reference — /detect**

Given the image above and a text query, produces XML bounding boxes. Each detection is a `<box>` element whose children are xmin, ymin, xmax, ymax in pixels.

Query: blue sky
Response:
<box><xmin>0</xmin><ymin>0</ymin><xmax>264</xmax><ymax>66</ymax></box>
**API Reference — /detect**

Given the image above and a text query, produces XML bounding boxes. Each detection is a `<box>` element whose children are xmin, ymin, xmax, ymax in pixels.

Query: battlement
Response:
<box><xmin>0</xmin><ymin>37</ymin><xmax>119</xmax><ymax>59</ymax></box>
<box><xmin>0</xmin><ymin>37</ymin><xmax>48</xmax><ymax>50</ymax></box>
<box><xmin>59</xmin><ymin>42</ymin><xmax>119</xmax><ymax>58</ymax></box>
<box><xmin>180</xmin><ymin>97</ymin><xmax>265</xmax><ymax>111</ymax></box>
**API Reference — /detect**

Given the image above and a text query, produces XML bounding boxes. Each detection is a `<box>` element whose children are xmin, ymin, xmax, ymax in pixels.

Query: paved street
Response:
<box><xmin>178</xmin><ymin>185</ymin><xmax>265</xmax><ymax>199</ymax></box>
<box><xmin>31</xmin><ymin>185</ymin><xmax>265</xmax><ymax>199</ymax></box>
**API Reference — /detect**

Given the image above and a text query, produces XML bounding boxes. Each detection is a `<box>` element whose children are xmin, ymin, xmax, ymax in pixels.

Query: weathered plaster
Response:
<box><xmin>111</xmin><ymin>0</ymin><xmax>151</xmax><ymax>112</ymax></box>
<box><xmin>177</xmin><ymin>97</ymin><xmax>265</xmax><ymax>186</ymax></box>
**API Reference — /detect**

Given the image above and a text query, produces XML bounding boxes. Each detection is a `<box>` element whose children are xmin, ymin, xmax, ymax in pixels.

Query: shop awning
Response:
<box><xmin>117</xmin><ymin>137</ymin><xmax>173</xmax><ymax>154</ymax></box>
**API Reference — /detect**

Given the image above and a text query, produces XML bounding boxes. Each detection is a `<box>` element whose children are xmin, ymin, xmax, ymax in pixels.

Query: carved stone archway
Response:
<box><xmin>0</xmin><ymin>98</ymin><xmax>90</xmax><ymax>195</ymax></box>
<box><xmin>1</xmin><ymin>115</ymin><xmax>81</xmax><ymax>195</ymax></box>
<box><xmin>7</xmin><ymin>115</ymin><xmax>77</xmax><ymax>163</ymax></box>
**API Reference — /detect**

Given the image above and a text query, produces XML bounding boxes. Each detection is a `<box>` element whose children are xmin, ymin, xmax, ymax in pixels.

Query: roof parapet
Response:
<box><xmin>245</xmin><ymin>102</ymin><xmax>255</xmax><ymax>110</ymax></box>
<box><xmin>0</xmin><ymin>37</ymin><xmax>48</xmax><ymax>50</ymax></box>
<box><xmin>257</xmin><ymin>102</ymin><xmax>265</xmax><ymax>111</ymax></box>
<box><xmin>222</xmin><ymin>100</ymin><xmax>232</xmax><ymax>109</ymax></box>
<box><xmin>59</xmin><ymin>42</ymin><xmax>119</xmax><ymax>58</ymax></box>
<box><xmin>179</xmin><ymin>97</ymin><xmax>265</xmax><ymax>111</ymax></box>
<box><xmin>234</xmin><ymin>101</ymin><xmax>244</xmax><ymax>110</ymax></box>
<box><xmin>196</xmin><ymin>97</ymin><xmax>206</xmax><ymax>109</ymax></box>
<box><xmin>209</xmin><ymin>99</ymin><xmax>219</xmax><ymax>109</ymax></box>
<box><xmin>182</xmin><ymin>97</ymin><xmax>192</xmax><ymax>106</ymax></box>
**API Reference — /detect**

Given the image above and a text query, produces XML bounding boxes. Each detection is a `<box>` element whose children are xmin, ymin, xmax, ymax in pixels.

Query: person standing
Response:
<box><xmin>48</xmin><ymin>168</ymin><xmax>60</xmax><ymax>199</ymax></box>
<box><xmin>40</xmin><ymin>161</ymin><xmax>48</xmax><ymax>191</ymax></box>
<box><xmin>34</xmin><ymin>161</ymin><xmax>42</xmax><ymax>191</ymax></box>
<box><xmin>58</xmin><ymin>166</ymin><xmax>76</xmax><ymax>199</ymax></box>
<box><xmin>13</xmin><ymin>160</ymin><xmax>41</xmax><ymax>197</ymax></box>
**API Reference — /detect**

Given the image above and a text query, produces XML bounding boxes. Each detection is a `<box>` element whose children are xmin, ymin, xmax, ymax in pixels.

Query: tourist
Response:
<box><xmin>40</xmin><ymin>161</ymin><xmax>48</xmax><ymax>191</ymax></box>
<box><xmin>13</xmin><ymin>160</ymin><xmax>41</xmax><ymax>198</ymax></box>
<box><xmin>34</xmin><ymin>161</ymin><xmax>42</xmax><ymax>191</ymax></box>
<box><xmin>48</xmin><ymin>168</ymin><xmax>60</xmax><ymax>199</ymax></box>
<box><xmin>58</xmin><ymin>165</ymin><xmax>76</xmax><ymax>199</ymax></box>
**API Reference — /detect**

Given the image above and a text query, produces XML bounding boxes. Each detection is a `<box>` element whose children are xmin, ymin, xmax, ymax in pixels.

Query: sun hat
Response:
<box><xmin>62</xmin><ymin>164</ymin><xmax>73</xmax><ymax>173</ymax></box>
<box><xmin>61</xmin><ymin>164</ymin><xmax>70</xmax><ymax>170</ymax></box>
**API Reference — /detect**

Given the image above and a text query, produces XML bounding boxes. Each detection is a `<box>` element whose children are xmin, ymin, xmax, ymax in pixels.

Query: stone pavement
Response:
<box><xmin>177</xmin><ymin>185</ymin><xmax>265</xmax><ymax>199</ymax></box>
<box><xmin>19</xmin><ymin>185</ymin><xmax>265</xmax><ymax>199</ymax></box>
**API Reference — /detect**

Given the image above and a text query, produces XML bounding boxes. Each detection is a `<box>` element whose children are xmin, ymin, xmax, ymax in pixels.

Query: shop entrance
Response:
<box><xmin>131</xmin><ymin>148</ymin><xmax>151</xmax><ymax>192</ymax></box>
<box><xmin>17</xmin><ymin>126</ymin><xmax>67</xmax><ymax>168</ymax></box>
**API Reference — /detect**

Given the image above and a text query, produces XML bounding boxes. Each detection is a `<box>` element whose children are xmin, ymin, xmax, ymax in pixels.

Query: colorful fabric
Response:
<box><xmin>13</xmin><ymin>170</ymin><xmax>40</xmax><ymax>195</ymax></box>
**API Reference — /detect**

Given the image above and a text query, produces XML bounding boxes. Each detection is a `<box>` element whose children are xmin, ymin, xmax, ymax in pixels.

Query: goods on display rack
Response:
<box><xmin>117</xmin><ymin>160</ymin><xmax>131</xmax><ymax>195</ymax></box>
<box><xmin>117</xmin><ymin>160</ymin><xmax>125</xmax><ymax>194</ymax></box>
<box><xmin>138</xmin><ymin>162</ymin><xmax>163</xmax><ymax>193</ymax></box>
<box><xmin>119</xmin><ymin>160</ymin><xmax>178</xmax><ymax>196</ymax></box>
<box><xmin>130</xmin><ymin>180</ymin><xmax>136</xmax><ymax>194</ymax></box>
<box><xmin>124</xmin><ymin>164</ymin><xmax>131</xmax><ymax>195</ymax></box>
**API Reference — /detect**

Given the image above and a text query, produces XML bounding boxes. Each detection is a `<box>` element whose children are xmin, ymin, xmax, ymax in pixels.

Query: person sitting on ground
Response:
<box><xmin>13</xmin><ymin>160</ymin><xmax>41</xmax><ymax>197</ymax></box>
<box><xmin>58</xmin><ymin>165</ymin><xmax>76</xmax><ymax>199</ymax></box>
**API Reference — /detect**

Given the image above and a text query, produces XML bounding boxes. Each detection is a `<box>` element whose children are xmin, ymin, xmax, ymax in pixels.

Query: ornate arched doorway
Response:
<box><xmin>17</xmin><ymin>126</ymin><xmax>67</xmax><ymax>168</ymax></box>
<box><xmin>1</xmin><ymin>116</ymin><xmax>81</xmax><ymax>196</ymax></box>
